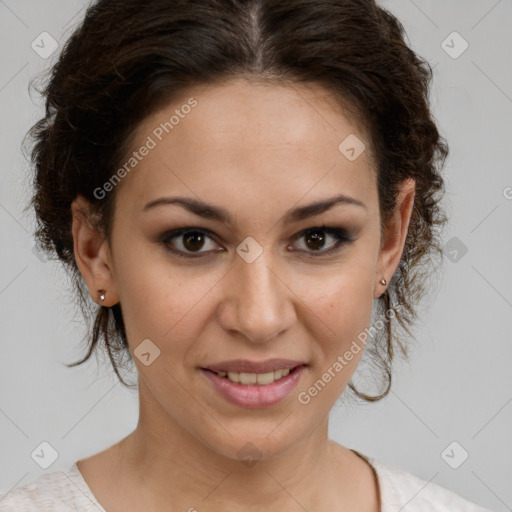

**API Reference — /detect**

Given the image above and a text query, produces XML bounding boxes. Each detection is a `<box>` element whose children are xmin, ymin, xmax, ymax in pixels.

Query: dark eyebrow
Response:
<box><xmin>283</xmin><ymin>193</ymin><xmax>366</xmax><ymax>223</ymax></box>
<box><xmin>143</xmin><ymin>193</ymin><xmax>366</xmax><ymax>225</ymax></box>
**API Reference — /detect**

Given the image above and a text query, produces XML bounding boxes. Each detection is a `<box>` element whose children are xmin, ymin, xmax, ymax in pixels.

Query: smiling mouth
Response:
<box><xmin>200</xmin><ymin>363</ymin><xmax>307</xmax><ymax>408</ymax></box>
<box><xmin>202</xmin><ymin>366</ymin><xmax>303</xmax><ymax>386</ymax></box>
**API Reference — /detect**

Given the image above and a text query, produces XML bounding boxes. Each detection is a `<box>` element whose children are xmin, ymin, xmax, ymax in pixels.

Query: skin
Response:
<box><xmin>71</xmin><ymin>77</ymin><xmax>415</xmax><ymax>512</ymax></box>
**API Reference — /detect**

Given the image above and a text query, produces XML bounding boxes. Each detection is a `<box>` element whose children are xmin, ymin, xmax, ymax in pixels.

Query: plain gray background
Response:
<box><xmin>1</xmin><ymin>1</ymin><xmax>511</xmax><ymax>510</ymax></box>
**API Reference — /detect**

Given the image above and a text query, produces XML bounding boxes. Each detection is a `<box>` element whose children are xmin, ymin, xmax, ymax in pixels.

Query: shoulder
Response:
<box><xmin>365</xmin><ymin>455</ymin><xmax>492</xmax><ymax>512</ymax></box>
<box><xmin>0</xmin><ymin>463</ymin><xmax>106</xmax><ymax>512</ymax></box>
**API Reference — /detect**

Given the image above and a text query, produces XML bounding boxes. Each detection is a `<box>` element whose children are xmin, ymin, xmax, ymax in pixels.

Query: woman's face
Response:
<box><xmin>73</xmin><ymin>77</ymin><xmax>413</xmax><ymax>461</ymax></box>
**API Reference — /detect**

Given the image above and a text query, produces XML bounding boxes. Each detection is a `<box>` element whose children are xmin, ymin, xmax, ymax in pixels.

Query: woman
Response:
<box><xmin>0</xmin><ymin>0</ymin><xmax>492</xmax><ymax>510</ymax></box>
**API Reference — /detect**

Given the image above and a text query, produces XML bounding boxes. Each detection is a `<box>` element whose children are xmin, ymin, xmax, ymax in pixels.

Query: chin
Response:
<box><xmin>195</xmin><ymin>420</ymin><xmax>308</xmax><ymax>465</ymax></box>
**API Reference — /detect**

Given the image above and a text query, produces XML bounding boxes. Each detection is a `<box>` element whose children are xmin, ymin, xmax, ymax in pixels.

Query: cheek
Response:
<box><xmin>294</xmin><ymin>280</ymin><xmax>374</xmax><ymax>409</ymax></box>
<box><xmin>296</xmin><ymin>258</ymin><xmax>376</xmax><ymax>341</ymax></box>
<box><xmin>292</xmin><ymin>255</ymin><xmax>376</xmax><ymax>389</ymax></box>
<box><xmin>111</xmin><ymin>242</ymin><xmax>217</xmax><ymax>354</ymax></box>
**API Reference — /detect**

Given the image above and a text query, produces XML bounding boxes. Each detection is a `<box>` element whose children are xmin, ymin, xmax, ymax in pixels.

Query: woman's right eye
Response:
<box><xmin>160</xmin><ymin>228</ymin><xmax>222</xmax><ymax>258</ymax></box>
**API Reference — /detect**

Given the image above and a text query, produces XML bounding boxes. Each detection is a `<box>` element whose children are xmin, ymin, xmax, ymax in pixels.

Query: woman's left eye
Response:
<box><xmin>290</xmin><ymin>226</ymin><xmax>355</xmax><ymax>256</ymax></box>
<box><xmin>160</xmin><ymin>225</ymin><xmax>355</xmax><ymax>259</ymax></box>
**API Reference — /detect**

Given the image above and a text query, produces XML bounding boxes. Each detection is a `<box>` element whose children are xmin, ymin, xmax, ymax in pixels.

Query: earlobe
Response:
<box><xmin>374</xmin><ymin>178</ymin><xmax>416</xmax><ymax>299</ymax></box>
<box><xmin>71</xmin><ymin>195</ymin><xmax>119</xmax><ymax>307</ymax></box>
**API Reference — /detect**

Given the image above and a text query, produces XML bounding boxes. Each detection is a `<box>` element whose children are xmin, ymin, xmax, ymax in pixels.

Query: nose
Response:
<box><xmin>217</xmin><ymin>249</ymin><xmax>296</xmax><ymax>344</ymax></box>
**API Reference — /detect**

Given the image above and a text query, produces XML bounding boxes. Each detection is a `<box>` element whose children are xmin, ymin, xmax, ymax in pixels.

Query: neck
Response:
<box><xmin>88</xmin><ymin>379</ymin><xmax>372</xmax><ymax>512</ymax></box>
<box><xmin>120</xmin><ymin>419</ymin><xmax>333</xmax><ymax>509</ymax></box>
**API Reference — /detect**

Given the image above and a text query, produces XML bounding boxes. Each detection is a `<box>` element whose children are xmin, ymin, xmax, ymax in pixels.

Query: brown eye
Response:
<box><xmin>161</xmin><ymin>228</ymin><xmax>221</xmax><ymax>258</ymax></box>
<box><xmin>292</xmin><ymin>226</ymin><xmax>355</xmax><ymax>257</ymax></box>
<box><xmin>182</xmin><ymin>231</ymin><xmax>206</xmax><ymax>252</ymax></box>
<box><xmin>304</xmin><ymin>230</ymin><xmax>328</xmax><ymax>251</ymax></box>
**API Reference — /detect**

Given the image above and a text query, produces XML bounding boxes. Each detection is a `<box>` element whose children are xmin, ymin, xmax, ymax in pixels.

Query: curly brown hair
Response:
<box><xmin>24</xmin><ymin>0</ymin><xmax>448</xmax><ymax>402</ymax></box>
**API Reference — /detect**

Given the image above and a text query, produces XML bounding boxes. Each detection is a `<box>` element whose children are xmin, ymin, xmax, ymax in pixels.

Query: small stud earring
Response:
<box><xmin>98</xmin><ymin>289</ymin><xmax>106</xmax><ymax>303</ymax></box>
<box><xmin>380</xmin><ymin>278</ymin><xmax>387</xmax><ymax>286</ymax></box>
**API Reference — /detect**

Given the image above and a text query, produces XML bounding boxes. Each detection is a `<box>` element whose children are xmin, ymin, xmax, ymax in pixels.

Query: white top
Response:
<box><xmin>0</xmin><ymin>453</ymin><xmax>492</xmax><ymax>511</ymax></box>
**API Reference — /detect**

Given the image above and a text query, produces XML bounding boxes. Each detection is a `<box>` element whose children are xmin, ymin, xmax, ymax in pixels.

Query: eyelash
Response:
<box><xmin>159</xmin><ymin>225</ymin><xmax>355</xmax><ymax>259</ymax></box>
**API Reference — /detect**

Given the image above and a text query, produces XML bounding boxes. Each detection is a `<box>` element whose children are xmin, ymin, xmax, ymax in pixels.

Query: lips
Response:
<box><xmin>201</xmin><ymin>364</ymin><xmax>307</xmax><ymax>408</ymax></box>
<box><xmin>200</xmin><ymin>358</ymin><xmax>308</xmax><ymax>408</ymax></box>
<box><xmin>202</xmin><ymin>358</ymin><xmax>305</xmax><ymax>374</ymax></box>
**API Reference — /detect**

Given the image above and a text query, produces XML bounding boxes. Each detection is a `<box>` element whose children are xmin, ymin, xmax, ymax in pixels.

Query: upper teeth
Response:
<box><xmin>216</xmin><ymin>368</ymin><xmax>292</xmax><ymax>385</ymax></box>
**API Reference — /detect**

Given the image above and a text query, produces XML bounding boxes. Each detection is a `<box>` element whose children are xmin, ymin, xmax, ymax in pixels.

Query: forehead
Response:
<box><xmin>115</xmin><ymin>78</ymin><xmax>377</xmax><ymax>216</ymax></box>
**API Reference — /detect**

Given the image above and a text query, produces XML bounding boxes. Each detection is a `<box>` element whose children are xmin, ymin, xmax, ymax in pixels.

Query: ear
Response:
<box><xmin>71</xmin><ymin>194</ymin><xmax>119</xmax><ymax>306</ymax></box>
<box><xmin>374</xmin><ymin>178</ymin><xmax>416</xmax><ymax>299</ymax></box>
